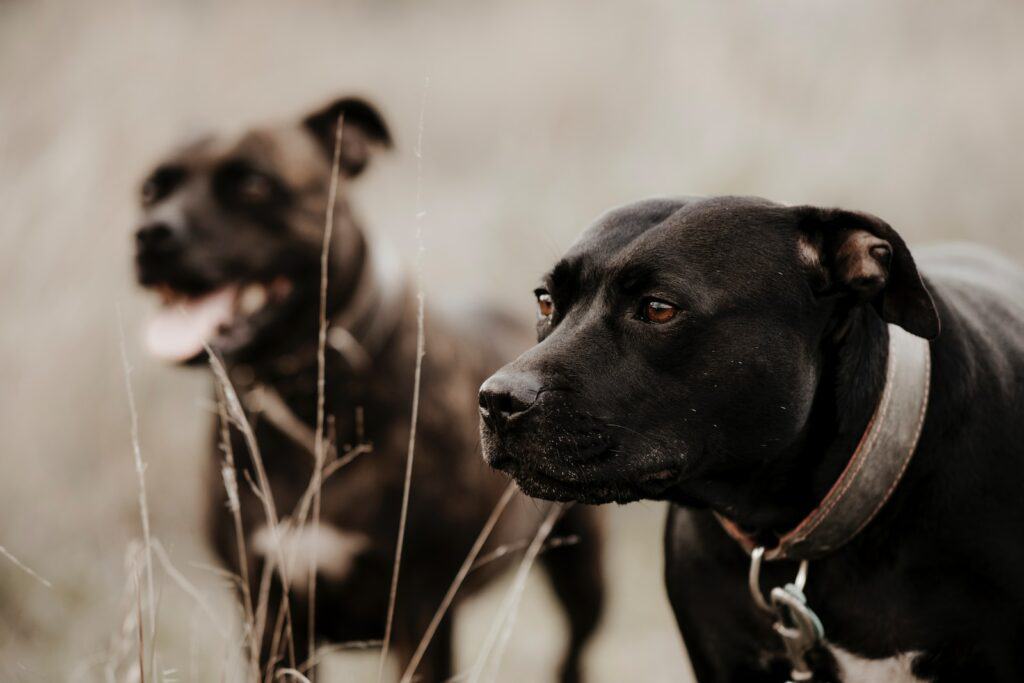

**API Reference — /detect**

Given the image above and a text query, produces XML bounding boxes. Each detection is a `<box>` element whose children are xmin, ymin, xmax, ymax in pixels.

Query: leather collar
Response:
<box><xmin>261</xmin><ymin>238</ymin><xmax>409</xmax><ymax>378</ymax></box>
<box><xmin>718</xmin><ymin>324</ymin><xmax>932</xmax><ymax>561</ymax></box>
<box><xmin>324</xmin><ymin>239</ymin><xmax>409</xmax><ymax>373</ymax></box>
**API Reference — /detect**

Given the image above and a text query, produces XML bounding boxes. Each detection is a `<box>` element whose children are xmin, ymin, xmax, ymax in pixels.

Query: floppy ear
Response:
<box><xmin>795</xmin><ymin>206</ymin><xmax>940</xmax><ymax>340</ymax></box>
<box><xmin>302</xmin><ymin>96</ymin><xmax>393</xmax><ymax>177</ymax></box>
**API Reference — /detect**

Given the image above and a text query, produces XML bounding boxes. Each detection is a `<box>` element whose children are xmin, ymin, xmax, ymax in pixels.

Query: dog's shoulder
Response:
<box><xmin>919</xmin><ymin>243</ymin><xmax>1024</xmax><ymax>300</ymax></box>
<box><xmin>918</xmin><ymin>244</ymin><xmax>1024</xmax><ymax>363</ymax></box>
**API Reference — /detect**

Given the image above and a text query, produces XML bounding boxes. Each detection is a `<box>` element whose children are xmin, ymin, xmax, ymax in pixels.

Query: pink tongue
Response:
<box><xmin>145</xmin><ymin>286</ymin><xmax>238</xmax><ymax>362</ymax></box>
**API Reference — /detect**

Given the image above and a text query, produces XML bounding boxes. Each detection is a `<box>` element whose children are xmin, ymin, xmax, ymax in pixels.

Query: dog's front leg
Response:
<box><xmin>664</xmin><ymin>506</ymin><xmax>808</xmax><ymax>683</ymax></box>
<box><xmin>392</xmin><ymin>605</ymin><xmax>454</xmax><ymax>683</ymax></box>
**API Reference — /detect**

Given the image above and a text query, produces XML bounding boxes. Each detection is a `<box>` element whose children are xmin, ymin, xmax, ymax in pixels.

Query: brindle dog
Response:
<box><xmin>133</xmin><ymin>96</ymin><xmax>603</xmax><ymax>681</ymax></box>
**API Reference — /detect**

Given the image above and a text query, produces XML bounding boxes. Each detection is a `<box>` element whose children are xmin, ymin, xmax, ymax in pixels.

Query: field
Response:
<box><xmin>2</xmin><ymin>0</ymin><xmax>1023</xmax><ymax>680</ymax></box>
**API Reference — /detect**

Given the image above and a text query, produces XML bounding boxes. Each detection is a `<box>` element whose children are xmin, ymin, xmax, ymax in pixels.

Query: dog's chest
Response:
<box><xmin>250</xmin><ymin>522</ymin><xmax>370</xmax><ymax>592</ymax></box>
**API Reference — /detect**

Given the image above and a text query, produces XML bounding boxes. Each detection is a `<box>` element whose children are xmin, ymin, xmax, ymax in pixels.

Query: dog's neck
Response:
<box><xmin>225</xmin><ymin>230</ymin><xmax>408</xmax><ymax>401</ymax></box>
<box><xmin>682</xmin><ymin>308</ymin><xmax>890</xmax><ymax>539</ymax></box>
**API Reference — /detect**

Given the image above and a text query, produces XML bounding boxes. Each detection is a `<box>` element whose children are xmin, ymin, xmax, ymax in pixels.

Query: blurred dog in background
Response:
<box><xmin>133</xmin><ymin>95</ymin><xmax>604</xmax><ymax>681</ymax></box>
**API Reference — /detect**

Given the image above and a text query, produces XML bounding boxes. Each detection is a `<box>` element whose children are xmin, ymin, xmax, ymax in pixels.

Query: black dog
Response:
<box><xmin>480</xmin><ymin>195</ymin><xmax>1024</xmax><ymax>681</ymax></box>
<box><xmin>134</xmin><ymin>96</ymin><xmax>603</xmax><ymax>681</ymax></box>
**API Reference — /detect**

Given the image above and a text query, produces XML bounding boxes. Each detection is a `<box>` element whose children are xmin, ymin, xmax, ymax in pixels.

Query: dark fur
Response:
<box><xmin>480</xmin><ymin>196</ymin><xmax>1024</xmax><ymax>681</ymax></box>
<box><xmin>134</xmin><ymin>97</ymin><xmax>603</xmax><ymax>681</ymax></box>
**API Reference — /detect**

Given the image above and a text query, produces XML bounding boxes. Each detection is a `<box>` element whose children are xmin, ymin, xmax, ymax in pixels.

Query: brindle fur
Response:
<box><xmin>134</xmin><ymin>96</ymin><xmax>604</xmax><ymax>681</ymax></box>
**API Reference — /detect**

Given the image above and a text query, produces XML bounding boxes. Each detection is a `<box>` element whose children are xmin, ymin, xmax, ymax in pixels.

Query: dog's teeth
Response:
<box><xmin>238</xmin><ymin>283</ymin><xmax>268</xmax><ymax>315</ymax></box>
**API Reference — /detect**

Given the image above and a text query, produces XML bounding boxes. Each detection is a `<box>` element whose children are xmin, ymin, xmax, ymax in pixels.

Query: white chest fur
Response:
<box><xmin>251</xmin><ymin>523</ymin><xmax>369</xmax><ymax>592</ymax></box>
<box><xmin>829</xmin><ymin>646</ymin><xmax>926</xmax><ymax>683</ymax></box>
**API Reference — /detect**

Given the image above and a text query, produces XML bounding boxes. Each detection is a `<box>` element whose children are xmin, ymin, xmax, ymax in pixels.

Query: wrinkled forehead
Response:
<box><xmin>551</xmin><ymin>196</ymin><xmax>807</xmax><ymax>307</ymax></box>
<box><xmin>551</xmin><ymin>199</ymin><xmax>687</xmax><ymax>284</ymax></box>
<box><xmin>565</xmin><ymin>198</ymin><xmax>688</xmax><ymax>260</ymax></box>
<box><xmin>165</xmin><ymin>125</ymin><xmax>327</xmax><ymax>189</ymax></box>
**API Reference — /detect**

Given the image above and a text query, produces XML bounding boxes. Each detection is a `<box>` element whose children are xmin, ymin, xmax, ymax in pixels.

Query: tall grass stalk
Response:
<box><xmin>303</xmin><ymin>111</ymin><xmax>345</xmax><ymax>679</ymax></box>
<box><xmin>134</xmin><ymin>561</ymin><xmax>147</xmax><ymax>683</ymax></box>
<box><xmin>0</xmin><ymin>543</ymin><xmax>52</xmax><ymax>588</ymax></box>
<box><xmin>466</xmin><ymin>503</ymin><xmax>564</xmax><ymax>683</ymax></box>
<box><xmin>207</xmin><ymin>347</ymin><xmax>298</xmax><ymax>671</ymax></box>
<box><xmin>377</xmin><ymin>74</ymin><xmax>431</xmax><ymax>683</ymax></box>
<box><xmin>118</xmin><ymin>307</ymin><xmax>157</xmax><ymax>677</ymax></box>
<box><xmin>399</xmin><ymin>483</ymin><xmax>517</xmax><ymax>683</ymax></box>
<box><xmin>151</xmin><ymin>539</ymin><xmax>229</xmax><ymax>639</ymax></box>
<box><xmin>216</xmin><ymin>389</ymin><xmax>260</xmax><ymax>677</ymax></box>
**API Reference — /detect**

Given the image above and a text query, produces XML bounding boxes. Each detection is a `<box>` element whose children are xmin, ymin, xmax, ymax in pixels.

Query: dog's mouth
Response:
<box><xmin>510</xmin><ymin>465</ymin><xmax>681</xmax><ymax>505</ymax></box>
<box><xmin>144</xmin><ymin>277</ymin><xmax>294</xmax><ymax>362</ymax></box>
<box><xmin>488</xmin><ymin>447</ymin><xmax>682</xmax><ymax>505</ymax></box>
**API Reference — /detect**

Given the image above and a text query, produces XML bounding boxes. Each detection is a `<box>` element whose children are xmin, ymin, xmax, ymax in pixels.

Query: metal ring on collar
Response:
<box><xmin>748</xmin><ymin>546</ymin><xmax>808</xmax><ymax>614</ymax></box>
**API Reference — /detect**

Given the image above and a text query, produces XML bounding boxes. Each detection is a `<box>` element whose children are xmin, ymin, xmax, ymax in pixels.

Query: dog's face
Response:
<box><xmin>134</xmin><ymin>97</ymin><xmax>391</xmax><ymax>363</ymax></box>
<box><xmin>479</xmin><ymin>196</ymin><xmax>939</xmax><ymax>505</ymax></box>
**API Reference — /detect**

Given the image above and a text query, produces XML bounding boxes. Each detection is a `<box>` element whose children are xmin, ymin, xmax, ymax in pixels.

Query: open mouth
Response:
<box><xmin>144</xmin><ymin>277</ymin><xmax>293</xmax><ymax>362</ymax></box>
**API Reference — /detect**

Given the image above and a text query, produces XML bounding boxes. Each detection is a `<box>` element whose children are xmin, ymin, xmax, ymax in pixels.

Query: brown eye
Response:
<box><xmin>641</xmin><ymin>299</ymin><xmax>678</xmax><ymax>324</ymax></box>
<box><xmin>238</xmin><ymin>172</ymin><xmax>273</xmax><ymax>203</ymax></box>
<box><xmin>536</xmin><ymin>291</ymin><xmax>554</xmax><ymax>319</ymax></box>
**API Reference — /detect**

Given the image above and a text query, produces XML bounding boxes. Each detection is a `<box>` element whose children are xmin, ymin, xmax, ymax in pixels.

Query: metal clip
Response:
<box><xmin>749</xmin><ymin>547</ymin><xmax>825</xmax><ymax>683</ymax></box>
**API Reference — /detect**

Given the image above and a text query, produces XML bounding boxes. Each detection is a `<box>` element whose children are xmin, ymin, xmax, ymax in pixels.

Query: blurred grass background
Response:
<box><xmin>2</xmin><ymin>0</ymin><xmax>1023</xmax><ymax>680</ymax></box>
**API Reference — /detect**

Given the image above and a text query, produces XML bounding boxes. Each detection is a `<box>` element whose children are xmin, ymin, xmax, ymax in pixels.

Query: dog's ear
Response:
<box><xmin>302</xmin><ymin>97</ymin><xmax>392</xmax><ymax>177</ymax></box>
<box><xmin>794</xmin><ymin>206</ymin><xmax>940</xmax><ymax>339</ymax></box>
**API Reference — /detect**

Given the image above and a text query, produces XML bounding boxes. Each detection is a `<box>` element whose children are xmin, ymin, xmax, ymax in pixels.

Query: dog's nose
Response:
<box><xmin>479</xmin><ymin>371</ymin><xmax>542</xmax><ymax>431</ymax></box>
<box><xmin>135</xmin><ymin>222</ymin><xmax>176</xmax><ymax>251</ymax></box>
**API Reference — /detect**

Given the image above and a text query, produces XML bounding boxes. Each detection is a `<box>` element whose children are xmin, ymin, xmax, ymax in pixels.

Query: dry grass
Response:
<box><xmin>210</xmin><ymin>347</ymin><xmax>302</xmax><ymax>675</ymax></box>
<box><xmin>399</xmin><ymin>483</ymin><xmax>517</xmax><ymax>683</ymax></box>
<box><xmin>466</xmin><ymin>504</ymin><xmax>565</xmax><ymax>683</ymax></box>
<box><xmin>117</xmin><ymin>310</ymin><xmax>158</xmax><ymax>675</ymax></box>
<box><xmin>218</xmin><ymin>387</ymin><xmax>261</xmax><ymax>675</ymax></box>
<box><xmin>378</xmin><ymin>75</ymin><xmax>432</xmax><ymax>683</ymax></box>
<box><xmin>0</xmin><ymin>545</ymin><xmax>52</xmax><ymax>590</ymax></box>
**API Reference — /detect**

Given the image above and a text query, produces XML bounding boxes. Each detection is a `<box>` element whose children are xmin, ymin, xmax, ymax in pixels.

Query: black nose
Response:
<box><xmin>135</xmin><ymin>222</ymin><xmax>176</xmax><ymax>251</ymax></box>
<box><xmin>479</xmin><ymin>370</ymin><xmax>542</xmax><ymax>431</ymax></box>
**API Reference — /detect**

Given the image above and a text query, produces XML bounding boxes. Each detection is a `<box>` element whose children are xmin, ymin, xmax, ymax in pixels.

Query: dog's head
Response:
<box><xmin>479</xmin><ymin>196</ymin><xmax>939</xmax><ymax>505</ymax></box>
<box><xmin>133</xmin><ymin>96</ymin><xmax>391</xmax><ymax>363</ymax></box>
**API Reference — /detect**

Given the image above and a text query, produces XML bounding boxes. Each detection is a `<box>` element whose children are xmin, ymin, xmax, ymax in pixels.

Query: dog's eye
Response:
<box><xmin>535</xmin><ymin>290</ymin><xmax>554</xmax><ymax>319</ymax></box>
<box><xmin>640</xmin><ymin>298</ymin><xmax>678</xmax><ymax>324</ymax></box>
<box><xmin>214</xmin><ymin>163</ymin><xmax>286</xmax><ymax>208</ymax></box>
<box><xmin>237</xmin><ymin>172</ymin><xmax>274</xmax><ymax>203</ymax></box>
